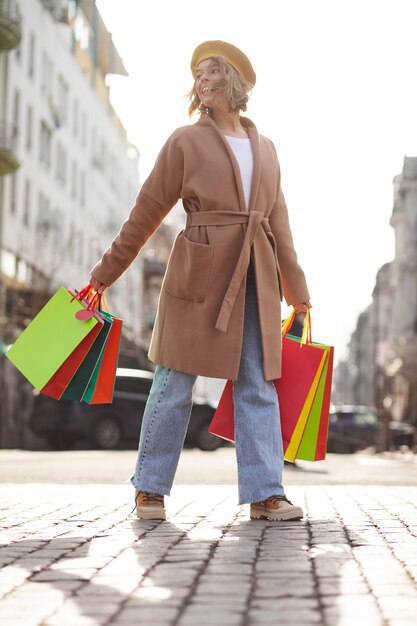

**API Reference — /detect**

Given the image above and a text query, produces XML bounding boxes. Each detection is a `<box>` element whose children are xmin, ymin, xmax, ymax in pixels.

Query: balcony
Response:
<box><xmin>0</xmin><ymin>122</ymin><xmax>20</xmax><ymax>175</ymax></box>
<box><xmin>0</xmin><ymin>3</ymin><xmax>22</xmax><ymax>51</ymax></box>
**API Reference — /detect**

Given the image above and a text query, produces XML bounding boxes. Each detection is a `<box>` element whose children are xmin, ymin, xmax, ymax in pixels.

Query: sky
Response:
<box><xmin>96</xmin><ymin>0</ymin><xmax>417</xmax><ymax>364</ymax></box>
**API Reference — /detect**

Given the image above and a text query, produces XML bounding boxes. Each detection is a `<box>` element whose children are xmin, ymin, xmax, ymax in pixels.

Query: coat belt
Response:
<box><xmin>186</xmin><ymin>210</ymin><xmax>273</xmax><ymax>333</ymax></box>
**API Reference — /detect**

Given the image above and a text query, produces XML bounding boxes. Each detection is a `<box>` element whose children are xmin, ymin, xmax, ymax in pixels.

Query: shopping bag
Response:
<box><xmin>209</xmin><ymin>310</ymin><xmax>333</xmax><ymax>461</ymax></box>
<box><xmin>41</xmin><ymin>322</ymin><xmax>103</xmax><ymax>399</ymax></box>
<box><xmin>42</xmin><ymin>287</ymin><xmax>122</xmax><ymax>404</ymax></box>
<box><xmin>278</xmin><ymin>332</ymin><xmax>328</xmax><ymax>461</ymax></box>
<box><xmin>82</xmin><ymin>312</ymin><xmax>123</xmax><ymax>404</ymax></box>
<box><xmin>5</xmin><ymin>287</ymin><xmax>102</xmax><ymax>390</ymax></box>
<box><xmin>60</xmin><ymin>309</ymin><xmax>112</xmax><ymax>401</ymax></box>
<box><xmin>41</xmin><ymin>287</ymin><xmax>109</xmax><ymax>400</ymax></box>
<box><xmin>296</xmin><ymin>341</ymin><xmax>334</xmax><ymax>461</ymax></box>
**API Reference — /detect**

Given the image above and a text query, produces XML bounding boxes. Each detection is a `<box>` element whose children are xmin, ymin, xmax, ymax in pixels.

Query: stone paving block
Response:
<box><xmin>189</xmin><ymin>594</ymin><xmax>247</xmax><ymax>607</ymax></box>
<box><xmin>378</xmin><ymin>595</ymin><xmax>417</xmax><ymax>618</ymax></box>
<box><xmin>249</xmin><ymin>608</ymin><xmax>322</xmax><ymax>624</ymax></box>
<box><xmin>196</xmin><ymin>581</ymin><xmax>251</xmax><ymax>595</ymax></box>
<box><xmin>44</xmin><ymin>616</ymin><xmax>104</xmax><ymax>626</ymax></box>
<box><xmin>251</xmin><ymin>597</ymin><xmax>319</xmax><ymax>610</ymax></box>
<box><xmin>2</xmin><ymin>484</ymin><xmax>417</xmax><ymax>626</ymax></box>
<box><xmin>178</xmin><ymin>608</ymin><xmax>243</xmax><ymax>625</ymax></box>
<box><xmin>254</xmin><ymin>583</ymin><xmax>316</xmax><ymax>598</ymax></box>
<box><xmin>114</xmin><ymin>606</ymin><xmax>179</xmax><ymax>621</ymax></box>
<box><xmin>318</xmin><ymin>580</ymin><xmax>369</xmax><ymax>595</ymax></box>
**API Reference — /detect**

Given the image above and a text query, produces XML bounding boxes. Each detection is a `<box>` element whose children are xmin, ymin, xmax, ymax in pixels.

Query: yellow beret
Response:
<box><xmin>191</xmin><ymin>40</ymin><xmax>256</xmax><ymax>86</ymax></box>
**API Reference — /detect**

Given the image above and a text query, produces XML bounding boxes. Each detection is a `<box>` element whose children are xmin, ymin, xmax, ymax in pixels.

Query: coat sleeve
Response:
<box><xmin>268</xmin><ymin>166</ymin><xmax>311</xmax><ymax>306</ymax></box>
<box><xmin>90</xmin><ymin>130</ymin><xmax>184</xmax><ymax>287</ymax></box>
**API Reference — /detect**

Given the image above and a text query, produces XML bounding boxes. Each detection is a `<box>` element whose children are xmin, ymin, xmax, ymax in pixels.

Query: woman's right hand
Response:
<box><xmin>89</xmin><ymin>276</ymin><xmax>107</xmax><ymax>294</ymax></box>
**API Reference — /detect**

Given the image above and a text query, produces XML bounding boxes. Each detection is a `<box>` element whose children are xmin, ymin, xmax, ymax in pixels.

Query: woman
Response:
<box><xmin>90</xmin><ymin>40</ymin><xmax>311</xmax><ymax>522</ymax></box>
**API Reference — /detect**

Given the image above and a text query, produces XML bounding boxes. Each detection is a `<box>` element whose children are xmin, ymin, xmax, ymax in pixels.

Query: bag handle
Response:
<box><xmin>282</xmin><ymin>308</ymin><xmax>312</xmax><ymax>346</ymax></box>
<box><xmin>71</xmin><ymin>286</ymin><xmax>109</xmax><ymax>320</ymax></box>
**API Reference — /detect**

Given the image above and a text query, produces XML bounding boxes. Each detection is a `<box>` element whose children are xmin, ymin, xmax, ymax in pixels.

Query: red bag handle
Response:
<box><xmin>71</xmin><ymin>285</ymin><xmax>107</xmax><ymax>320</ymax></box>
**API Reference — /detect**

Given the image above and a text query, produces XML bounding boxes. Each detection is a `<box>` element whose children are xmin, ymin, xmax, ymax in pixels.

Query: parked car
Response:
<box><xmin>30</xmin><ymin>368</ymin><xmax>224</xmax><ymax>451</ymax></box>
<box><xmin>327</xmin><ymin>406</ymin><xmax>381</xmax><ymax>453</ymax></box>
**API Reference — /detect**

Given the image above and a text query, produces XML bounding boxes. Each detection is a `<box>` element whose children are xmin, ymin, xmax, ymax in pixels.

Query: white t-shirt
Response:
<box><xmin>225</xmin><ymin>136</ymin><xmax>253</xmax><ymax>209</ymax></box>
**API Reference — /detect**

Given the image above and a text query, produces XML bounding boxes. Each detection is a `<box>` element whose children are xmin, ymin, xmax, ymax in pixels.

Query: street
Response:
<box><xmin>0</xmin><ymin>447</ymin><xmax>417</xmax><ymax>486</ymax></box>
<box><xmin>1</xmin><ymin>449</ymin><xmax>417</xmax><ymax>625</ymax></box>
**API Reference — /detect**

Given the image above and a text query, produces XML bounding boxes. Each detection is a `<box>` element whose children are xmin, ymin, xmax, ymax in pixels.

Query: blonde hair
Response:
<box><xmin>188</xmin><ymin>56</ymin><xmax>253</xmax><ymax>118</ymax></box>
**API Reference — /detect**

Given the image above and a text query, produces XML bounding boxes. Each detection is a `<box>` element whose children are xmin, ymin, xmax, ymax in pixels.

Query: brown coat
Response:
<box><xmin>90</xmin><ymin>113</ymin><xmax>310</xmax><ymax>381</ymax></box>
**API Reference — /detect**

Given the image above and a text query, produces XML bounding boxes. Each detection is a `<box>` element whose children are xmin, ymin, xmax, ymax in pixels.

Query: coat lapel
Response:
<box><xmin>197</xmin><ymin>113</ymin><xmax>247</xmax><ymax>212</ymax></box>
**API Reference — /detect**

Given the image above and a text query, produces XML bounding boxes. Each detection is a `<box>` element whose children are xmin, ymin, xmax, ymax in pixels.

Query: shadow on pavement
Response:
<box><xmin>1</xmin><ymin>511</ymin><xmax>376</xmax><ymax>625</ymax></box>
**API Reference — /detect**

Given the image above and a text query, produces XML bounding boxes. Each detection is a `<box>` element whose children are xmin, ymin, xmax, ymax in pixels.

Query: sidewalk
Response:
<box><xmin>1</xmin><ymin>484</ymin><xmax>417</xmax><ymax>626</ymax></box>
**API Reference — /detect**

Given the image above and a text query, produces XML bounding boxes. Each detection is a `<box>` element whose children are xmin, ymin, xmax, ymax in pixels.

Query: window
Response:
<box><xmin>78</xmin><ymin>231</ymin><xmax>84</xmax><ymax>264</ymax></box>
<box><xmin>91</xmin><ymin>126</ymin><xmax>96</xmax><ymax>164</ymax></box>
<box><xmin>10</xmin><ymin>174</ymin><xmax>17</xmax><ymax>214</ymax></box>
<box><xmin>26</xmin><ymin>105</ymin><xmax>33</xmax><ymax>151</ymax></box>
<box><xmin>56</xmin><ymin>143</ymin><xmax>67</xmax><ymax>185</ymax></box>
<box><xmin>81</xmin><ymin>111</ymin><xmax>87</xmax><ymax>147</ymax></box>
<box><xmin>75</xmin><ymin>11</ymin><xmax>92</xmax><ymax>51</ymax></box>
<box><xmin>39</xmin><ymin>121</ymin><xmax>52</xmax><ymax>167</ymax></box>
<box><xmin>15</xmin><ymin>39</ymin><xmax>21</xmax><ymax>64</ymax></box>
<box><xmin>41</xmin><ymin>51</ymin><xmax>53</xmax><ymax>96</ymax></box>
<box><xmin>92</xmin><ymin>136</ymin><xmax>104</xmax><ymax>171</ymax></box>
<box><xmin>53</xmin><ymin>206</ymin><xmax>65</xmax><ymax>245</ymax></box>
<box><xmin>12</xmin><ymin>90</ymin><xmax>20</xmax><ymax>141</ymax></box>
<box><xmin>71</xmin><ymin>160</ymin><xmax>77</xmax><ymax>198</ymax></box>
<box><xmin>1</xmin><ymin>250</ymin><xmax>18</xmax><ymax>279</ymax></box>
<box><xmin>80</xmin><ymin>170</ymin><xmax>86</xmax><ymax>206</ymax></box>
<box><xmin>23</xmin><ymin>179</ymin><xmax>31</xmax><ymax>227</ymax></box>
<box><xmin>68</xmin><ymin>223</ymin><xmax>75</xmax><ymax>262</ymax></box>
<box><xmin>73</xmin><ymin>99</ymin><xmax>79</xmax><ymax>137</ymax></box>
<box><xmin>37</xmin><ymin>192</ymin><xmax>51</xmax><ymax>234</ymax></box>
<box><xmin>28</xmin><ymin>33</ymin><xmax>35</xmax><ymax>79</ymax></box>
<box><xmin>57</xmin><ymin>75</ymin><xmax>69</xmax><ymax>125</ymax></box>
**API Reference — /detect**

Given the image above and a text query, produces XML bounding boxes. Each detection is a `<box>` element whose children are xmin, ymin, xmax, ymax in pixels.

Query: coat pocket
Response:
<box><xmin>165</xmin><ymin>233</ymin><xmax>214</xmax><ymax>303</ymax></box>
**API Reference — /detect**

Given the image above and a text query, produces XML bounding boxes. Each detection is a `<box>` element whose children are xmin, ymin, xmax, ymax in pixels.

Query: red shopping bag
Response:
<box><xmin>209</xmin><ymin>310</ymin><xmax>332</xmax><ymax>461</ymax></box>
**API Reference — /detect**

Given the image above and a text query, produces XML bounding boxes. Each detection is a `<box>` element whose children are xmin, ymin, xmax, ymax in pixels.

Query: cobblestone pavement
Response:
<box><xmin>1</xmin><ymin>484</ymin><xmax>417</xmax><ymax>626</ymax></box>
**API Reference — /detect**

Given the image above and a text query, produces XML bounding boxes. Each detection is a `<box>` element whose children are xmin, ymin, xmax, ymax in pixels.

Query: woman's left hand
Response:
<box><xmin>294</xmin><ymin>301</ymin><xmax>312</xmax><ymax>313</ymax></box>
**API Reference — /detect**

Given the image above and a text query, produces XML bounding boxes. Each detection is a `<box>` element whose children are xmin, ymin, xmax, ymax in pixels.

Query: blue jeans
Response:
<box><xmin>131</xmin><ymin>268</ymin><xmax>285</xmax><ymax>504</ymax></box>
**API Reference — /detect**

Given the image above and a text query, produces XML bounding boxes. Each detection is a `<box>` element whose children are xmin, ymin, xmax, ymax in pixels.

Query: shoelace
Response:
<box><xmin>141</xmin><ymin>492</ymin><xmax>164</xmax><ymax>505</ymax></box>
<box><xmin>135</xmin><ymin>491</ymin><xmax>164</xmax><ymax>505</ymax></box>
<box><xmin>265</xmin><ymin>495</ymin><xmax>293</xmax><ymax>505</ymax></box>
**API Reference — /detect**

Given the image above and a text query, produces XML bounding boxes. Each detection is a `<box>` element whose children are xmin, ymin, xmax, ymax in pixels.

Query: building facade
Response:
<box><xmin>384</xmin><ymin>157</ymin><xmax>417</xmax><ymax>427</ymax></box>
<box><xmin>0</xmin><ymin>0</ymin><xmax>142</xmax><ymax>345</ymax></box>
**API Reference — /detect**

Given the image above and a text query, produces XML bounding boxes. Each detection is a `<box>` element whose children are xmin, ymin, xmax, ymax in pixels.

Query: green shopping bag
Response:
<box><xmin>290</xmin><ymin>341</ymin><xmax>334</xmax><ymax>461</ymax></box>
<box><xmin>5</xmin><ymin>288</ymin><xmax>102</xmax><ymax>390</ymax></box>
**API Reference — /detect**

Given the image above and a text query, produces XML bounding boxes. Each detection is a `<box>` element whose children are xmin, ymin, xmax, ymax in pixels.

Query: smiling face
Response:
<box><xmin>188</xmin><ymin>56</ymin><xmax>252</xmax><ymax>118</ymax></box>
<box><xmin>194</xmin><ymin>58</ymin><xmax>228</xmax><ymax>111</ymax></box>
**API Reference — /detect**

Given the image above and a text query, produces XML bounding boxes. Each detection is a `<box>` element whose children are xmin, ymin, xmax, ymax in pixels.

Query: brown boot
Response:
<box><xmin>250</xmin><ymin>495</ymin><xmax>303</xmax><ymax>521</ymax></box>
<box><xmin>135</xmin><ymin>489</ymin><xmax>166</xmax><ymax>520</ymax></box>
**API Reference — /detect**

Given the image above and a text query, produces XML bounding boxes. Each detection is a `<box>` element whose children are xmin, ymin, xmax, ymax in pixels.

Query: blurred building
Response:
<box><xmin>383</xmin><ymin>157</ymin><xmax>417</xmax><ymax>427</ymax></box>
<box><xmin>333</xmin><ymin>262</ymin><xmax>392</xmax><ymax>408</ymax></box>
<box><xmin>334</xmin><ymin>156</ymin><xmax>417</xmax><ymax>443</ymax></box>
<box><xmin>0</xmin><ymin>0</ymin><xmax>142</xmax><ymax>346</ymax></box>
<box><xmin>0</xmin><ymin>0</ymin><xmax>147</xmax><ymax>447</ymax></box>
